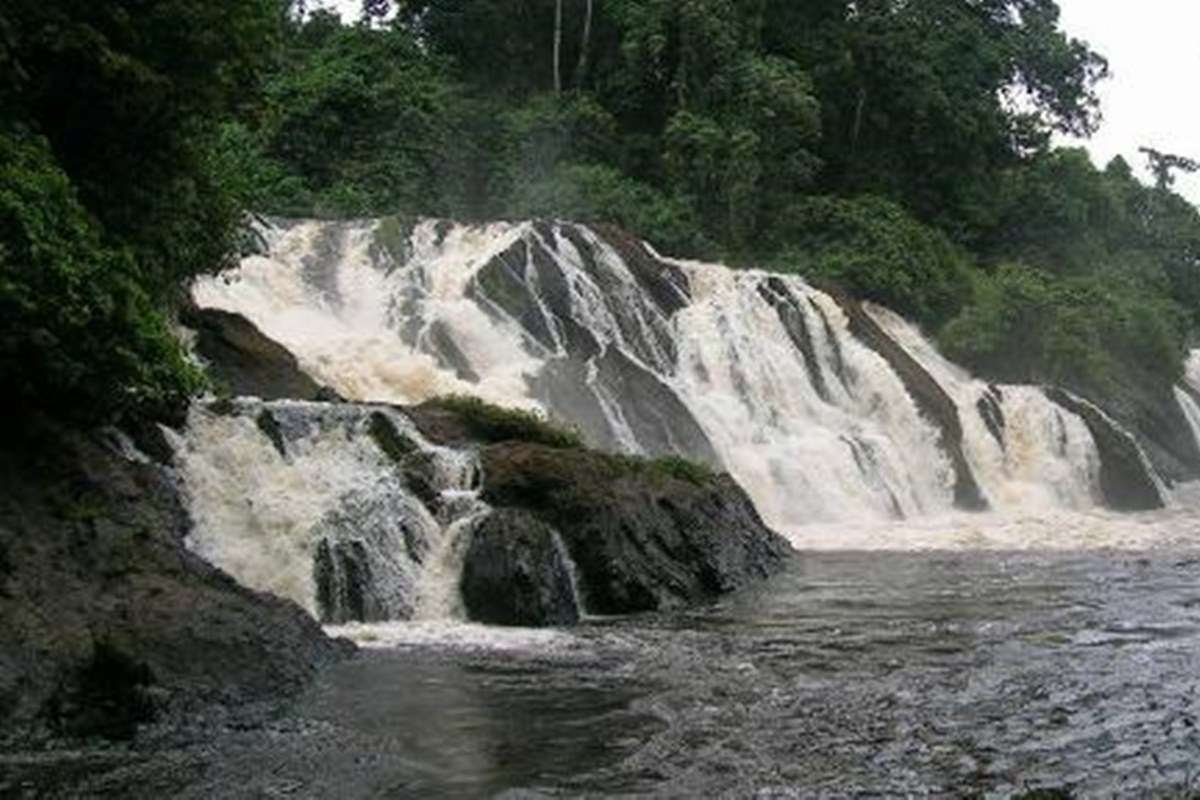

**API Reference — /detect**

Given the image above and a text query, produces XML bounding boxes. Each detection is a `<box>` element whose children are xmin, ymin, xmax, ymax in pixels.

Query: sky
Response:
<box><xmin>322</xmin><ymin>0</ymin><xmax>1199</xmax><ymax>205</ymax></box>
<box><xmin>1055</xmin><ymin>0</ymin><xmax>1200</xmax><ymax>204</ymax></box>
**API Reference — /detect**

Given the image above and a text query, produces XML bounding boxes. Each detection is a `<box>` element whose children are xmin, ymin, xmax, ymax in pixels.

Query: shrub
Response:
<box><xmin>939</xmin><ymin>262</ymin><xmax>1185</xmax><ymax>394</ymax></box>
<box><xmin>768</xmin><ymin>195</ymin><xmax>974</xmax><ymax>326</ymax></box>
<box><xmin>427</xmin><ymin>395</ymin><xmax>583</xmax><ymax>450</ymax></box>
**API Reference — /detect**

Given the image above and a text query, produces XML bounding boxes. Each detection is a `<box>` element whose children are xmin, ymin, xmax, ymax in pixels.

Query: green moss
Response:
<box><xmin>603</xmin><ymin>453</ymin><xmax>715</xmax><ymax>486</ymax></box>
<box><xmin>428</xmin><ymin>395</ymin><xmax>583</xmax><ymax>450</ymax></box>
<box><xmin>368</xmin><ymin>411</ymin><xmax>418</xmax><ymax>464</ymax></box>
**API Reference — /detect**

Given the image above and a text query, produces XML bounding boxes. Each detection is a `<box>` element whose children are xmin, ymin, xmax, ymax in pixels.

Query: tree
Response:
<box><xmin>1140</xmin><ymin>147</ymin><xmax>1200</xmax><ymax>191</ymax></box>
<box><xmin>0</xmin><ymin>0</ymin><xmax>284</xmax><ymax>296</ymax></box>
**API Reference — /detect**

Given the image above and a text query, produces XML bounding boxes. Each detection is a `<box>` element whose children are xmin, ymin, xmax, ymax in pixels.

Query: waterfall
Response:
<box><xmin>864</xmin><ymin>304</ymin><xmax>1102</xmax><ymax>510</ymax></box>
<box><xmin>189</xmin><ymin>219</ymin><xmax>1123</xmax><ymax>537</ymax></box>
<box><xmin>1175</xmin><ymin>351</ymin><xmax>1200</xmax><ymax>459</ymax></box>
<box><xmin>189</xmin><ymin>218</ymin><xmax>1126</xmax><ymax>543</ymax></box>
<box><xmin>170</xmin><ymin>399</ymin><xmax>489</xmax><ymax>621</ymax></box>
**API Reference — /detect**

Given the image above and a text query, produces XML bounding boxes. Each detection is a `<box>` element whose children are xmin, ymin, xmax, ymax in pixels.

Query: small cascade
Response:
<box><xmin>190</xmin><ymin>218</ymin><xmax>1157</xmax><ymax>546</ymax></box>
<box><xmin>171</xmin><ymin>399</ymin><xmax>487</xmax><ymax>622</ymax></box>
<box><xmin>863</xmin><ymin>304</ymin><xmax>1103</xmax><ymax>510</ymax></box>
<box><xmin>1174</xmin><ymin>385</ymin><xmax>1200</xmax><ymax>454</ymax></box>
<box><xmin>413</xmin><ymin>490</ymin><xmax>490</xmax><ymax>620</ymax></box>
<box><xmin>1177</xmin><ymin>351</ymin><xmax>1200</xmax><ymax>459</ymax></box>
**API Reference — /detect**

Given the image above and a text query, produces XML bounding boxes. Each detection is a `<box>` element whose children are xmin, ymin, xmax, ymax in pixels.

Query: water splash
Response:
<box><xmin>171</xmin><ymin>400</ymin><xmax>483</xmax><ymax>620</ymax></box>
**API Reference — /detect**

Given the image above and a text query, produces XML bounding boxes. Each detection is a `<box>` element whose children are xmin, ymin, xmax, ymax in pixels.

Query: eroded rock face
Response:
<box><xmin>819</xmin><ymin>283</ymin><xmax>989</xmax><ymax>512</ymax></box>
<box><xmin>477</xmin><ymin>443</ymin><xmax>793</xmax><ymax>617</ymax></box>
<box><xmin>1044</xmin><ymin>388</ymin><xmax>1165</xmax><ymax>511</ymax></box>
<box><xmin>182</xmin><ymin>306</ymin><xmax>329</xmax><ymax>401</ymax></box>
<box><xmin>460</xmin><ymin>509</ymin><xmax>580</xmax><ymax>627</ymax></box>
<box><xmin>0</xmin><ymin>421</ymin><xmax>352</xmax><ymax>743</ymax></box>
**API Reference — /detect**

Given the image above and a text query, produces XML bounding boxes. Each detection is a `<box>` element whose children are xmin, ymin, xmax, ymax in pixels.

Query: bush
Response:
<box><xmin>768</xmin><ymin>195</ymin><xmax>974</xmax><ymax>326</ymax></box>
<box><xmin>427</xmin><ymin>395</ymin><xmax>583</xmax><ymax>450</ymax></box>
<box><xmin>509</xmin><ymin>162</ymin><xmax>711</xmax><ymax>257</ymax></box>
<box><xmin>0</xmin><ymin>128</ymin><xmax>203</xmax><ymax>425</ymax></box>
<box><xmin>939</xmin><ymin>262</ymin><xmax>1185</xmax><ymax>394</ymax></box>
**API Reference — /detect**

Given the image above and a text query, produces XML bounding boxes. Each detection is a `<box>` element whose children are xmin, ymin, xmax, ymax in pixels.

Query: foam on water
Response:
<box><xmin>324</xmin><ymin>620</ymin><xmax>586</xmax><ymax>653</ymax></box>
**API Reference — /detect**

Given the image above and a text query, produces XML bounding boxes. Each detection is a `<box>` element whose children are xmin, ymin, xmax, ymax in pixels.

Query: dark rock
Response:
<box><xmin>820</xmin><ymin>283</ymin><xmax>989</xmax><ymax>511</ymax></box>
<box><xmin>256</xmin><ymin>409</ymin><xmax>287</xmax><ymax>458</ymax></box>
<box><xmin>759</xmin><ymin>278</ymin><xmax>831</xmax><ymax>403</ymax></box>
<box><xmin>1043</xmin><ymin>388</ymin><xmax>1165</xmax><ymax>511</ymax></box>
<box><xmin>181</xmin><ymin>306</ymin><xmax>325</xmax><ymax>401</ymax></box>
<box><xmin>480</xmin><ymin>443</ymin><xmax>792</xmax><ymax>616</ymax></box>
<box><xmin>310</xmin><ymin>487</ymin><xmax>434</xmax><ymax>623</ymax></box>
<box><xmin>315</xmin><ymin>540</ymin><xmax>372</xmax><ymax>624</ymax></box>
<box><xmin>977</xmin><ymin>387</ymin><xmax>1006</xmax><ymax>450</ymax></box>
<box><xmin>461</xmin><ymin>509</ymin><xmax>581</xmax><ymax>627</ymax></box>
<box><xmin>808</xmin><ymin>297</ymin><xmax>851</xmax><ymax>392</ymax></box>
<box><xmin>0</xmin><ymin>419</ymin><xmax>352</xmax><ymax>743</ymax></box>
<box><xmin>592</xmin><ymin>224</ymin><xmax>692</xmax><ymax>316</ymax></box>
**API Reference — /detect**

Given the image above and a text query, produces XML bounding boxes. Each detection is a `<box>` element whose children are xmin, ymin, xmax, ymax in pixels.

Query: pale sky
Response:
<box><xmin>323</xmin><ymin>0</ymin><xmax>1199</xmax><ymax>205</ymax></box>
<box><xmin>1056</xmin><ymin>0</ymin><xmax>1200</xmax><ymax>205</ymax></box>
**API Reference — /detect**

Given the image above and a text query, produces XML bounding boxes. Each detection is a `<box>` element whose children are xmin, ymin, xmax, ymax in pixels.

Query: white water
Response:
<box><xmin>191</xmin><ymin>219</ymin><xmax>1150</xmax><ymax>551</ymax></box>
<box><xmin>171</xmin><ymin>400</ymin><xmax>487</xmax><ymax>619</ymax></box>
<box><xmin>1176</xmin><ymin>351</ymin><xmax>1200</xmax><ymax>458</ymax></box>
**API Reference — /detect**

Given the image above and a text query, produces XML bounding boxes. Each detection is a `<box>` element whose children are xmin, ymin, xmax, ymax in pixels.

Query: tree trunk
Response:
<box><xmin>553</xmin><ymin>0</ymin><xmax>564</xmax><ymax>94</ymax></box>
<box><xmin>574</xmin><ymin>0</ymin><xmax>594</xmax><ymax>87</ymax></box>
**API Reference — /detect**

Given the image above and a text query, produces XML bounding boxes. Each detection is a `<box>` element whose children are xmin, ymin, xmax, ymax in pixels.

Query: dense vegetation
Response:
<box><xmin>1</xmin><ymin>0</ymin><xmax>281</xmax><ymax>423</ymax></box>
<box><xmin>3</xmin><ymin>0</ymin><xmax>1199</xmax><ymax>424</ymax></box>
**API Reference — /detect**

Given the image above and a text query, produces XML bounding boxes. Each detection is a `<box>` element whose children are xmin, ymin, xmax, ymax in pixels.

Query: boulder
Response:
<box><xmin>479</xmin><ymin>443</ymin><xmax>792</xmax><ymax>617</ymax></box>
<box><xmin>182</xmin><ymin>305</ymin><xmax>327</xmax><ymax>401</ymax></box>
<box><xmin>1043</xmin><ymin>388</ymin><xmax>1165</xmax><ymax>511</ymax></box>
<box><xmin>460</xmin><ymin>509</ymin><xmax>581</xmax><ymax>627</ymax></box>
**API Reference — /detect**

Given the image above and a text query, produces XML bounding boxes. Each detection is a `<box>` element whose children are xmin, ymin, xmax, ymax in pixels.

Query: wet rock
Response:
<box><xmin>460</xmin><ymin>509</ymin><xmax>580</xmax><ymax>627</ymax></box>
<box><xmin>181</xmin><ymin>306</ymin><xmax>326</xmax><ymax>401</ymax></box>
<box><xmin>820</xmin><ymin>283</ymin><xmax>989</xmax><ymax>511</ymax></box>
<box><xmin>311</xmin><ymin>487</ymin><xmax>435</xmax><ymax>623</ymax></box>
<box><xmin>1044</xmin><ymin>388</ymin><xmax>1165</xmax><ymax>511</ymax></box>
<box><xmin>977</xmin><ymin>386</ymin><xmax>1006</xmax><ymax>450</ymax></box>
<box><xmin>0</xmin><ymin>419</ymin><xmax>352</xmax><ymax>743</ymax></box>
<box><xmin>480</xmin><ymin>443</ymin><xmax>792</xmax><ymax>616</ymax></box>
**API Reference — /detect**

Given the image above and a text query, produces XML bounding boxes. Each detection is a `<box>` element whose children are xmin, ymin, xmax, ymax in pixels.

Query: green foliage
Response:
<box><xmin>940</xmin><ymin>263</ymin><xmax>1185</xmax><ymax>395</ymax></box>
<box><xmin>1</xmin><ymin>0</ymin><xmax>283</xmax><ymax>294</ymax></box>
<box><xmin>770</xmin><ymin>196</ymin><xmax>974</xmax><ymax>326</ymax></box>
<box><xmin>509</xmin><ymin>162</ymin><xmax>710</xmax><ymax>257</ymax></box>
<box><xmin>0</xmin><ymin>0</ymin><xmax>284</xmax><ymax>426</ymax></box>
<box><xmin>603</xmin><ymin>452</ymin><xmax>715</xmax><ymax>486</ymax></box>
<box><xmin>250</xmin><ymin>13</ymin><xmax>457</xmax><ymax>218</ymax></box>
<box><xmin>428</xmin><ymin>395</ymin><xmax>584</xmax><ymax>450</ymax></box>
<box><xmin>0</xmin><ymin>129</ymin><xmax>204</xmax><ymax>424</ymax></box>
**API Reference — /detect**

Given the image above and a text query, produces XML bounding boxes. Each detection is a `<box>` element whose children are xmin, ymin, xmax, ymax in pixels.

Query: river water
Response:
<box><xmin>46</xmin><ymin>504</ymin><xmax>1187</xmax><ymax>799</ymax></box>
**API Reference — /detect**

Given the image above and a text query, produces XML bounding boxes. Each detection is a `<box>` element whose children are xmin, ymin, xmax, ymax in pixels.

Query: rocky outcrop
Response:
<box><xmin>820</xmin><ymin>284</ymin><xmax>988</xmax><ymax>511</ymax></box>
<box><xmin>474</xmin><ymin>443</ymin><xmax>792</xmax><ymax>618</ymax></box>
<box><xmin>460</xmin><ymin>509</ymin><xmax>580</xmax><ymax>626</ymax></box>
<box><xmin>1044</xmin><ymin>388</ymin><xmax>1166</xmax><ymax>511</ymax></box>
<box><xmin>0</xmin><ymin>421</ymin><xmax>351</xmax><ymax>744</ymax></box>
<box><xmin>181</xmin><ymin>306</ymin><xmax>330</xmax><ymax>401</ymax></box>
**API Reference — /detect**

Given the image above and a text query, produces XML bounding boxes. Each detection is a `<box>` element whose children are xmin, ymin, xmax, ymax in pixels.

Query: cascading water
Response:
<box><xmin>190</xmin><ymin>218</ymin><xmax>1139</xmax><ymax>548</ymax></box>
<box><xmin>170</xmin><ymin>399</ymin><xmax>490</xmax><ymax>622</ymax></box>
<box><xmin>1176</xmin><ymin>351</ymin><xmax>1200</xmax><ymax>454</ymax></box>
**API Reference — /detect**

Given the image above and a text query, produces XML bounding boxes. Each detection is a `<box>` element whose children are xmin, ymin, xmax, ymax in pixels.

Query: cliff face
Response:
<box><xmin>0</xmin><ymin>421</ymin><xmax>352</xmax><ymax>744</ymax></box>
